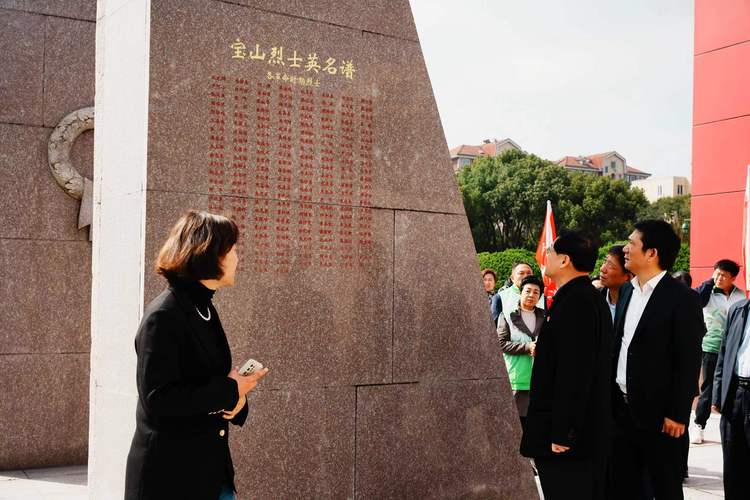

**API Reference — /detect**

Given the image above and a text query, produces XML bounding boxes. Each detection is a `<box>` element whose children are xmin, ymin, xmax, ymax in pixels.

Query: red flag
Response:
<box><xmin>536</xmin><ymin>200</ymin><xmax>557</xmax><ymax>307</ymax></box>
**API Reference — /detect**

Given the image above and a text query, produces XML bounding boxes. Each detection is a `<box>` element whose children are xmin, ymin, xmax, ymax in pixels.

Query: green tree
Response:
<box><xmin>457</xmin><ymin>149</ymin><xmax>649</xmax><ymax>251</ymax></box>
<box><xmin>672</xmin><ymin>243</ymin><xmax>690</xmax><ymax>272</ymax></box>
<box><xmin>636</xmin><ymin>194</ymin><xmax>691</xmax><ymax>239</ymax></box>
<box><xmin>560</xmin><ymin>173</ymin><xmax>648</xmax><ymax>248</ymax></box>
<box><xmin>457</xmin><ymin>149</ymin><xmax>571</xmax><ymax>251</ymax></box>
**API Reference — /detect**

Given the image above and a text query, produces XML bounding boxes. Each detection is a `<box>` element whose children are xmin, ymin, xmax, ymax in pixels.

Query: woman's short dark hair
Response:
<box><xmin>520</xmin><ymin>275</ymin><xmax>544</xmax><ymax>297</ymax></box>
<box><xmin>553</xmin><ymin>230</ymin><xmax>597</xmax><ymax>273</ymax></box>
<box><xmin>155</xmin><ymin>210</ymin><xmax>239</xmax><ymax>282</ymax></box>
<box><xmin>633</xmin><ymin>219</ymin><xmax>681</xmax><ymax>271</ymax></box>
<box><xmin>482</xmin><ymin>268</ymin><xmax>497</xmax><ymax>281</ymax></box>
<box><xmin>714</xmin><ymin>259</ymin><xmax>740</xmax><ymax>277</ymax></box>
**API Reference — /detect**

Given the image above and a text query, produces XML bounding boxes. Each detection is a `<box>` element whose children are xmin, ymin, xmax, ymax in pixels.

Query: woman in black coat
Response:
<box><xmin>124</xmin><ymin>211</ymin><xmax>268</xmax><ymax>500</ymax></box>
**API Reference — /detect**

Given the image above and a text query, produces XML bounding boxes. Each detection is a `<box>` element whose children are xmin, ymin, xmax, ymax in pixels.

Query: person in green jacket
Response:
<box><xmin>496</xmin><ymin>275</ymin><xmax>546</xmax><ymax>428</ymax></box>
<box><xmin>495</xmin><ymin>261</ymin><xmax>535</xmax><ymax>317</ymax></box>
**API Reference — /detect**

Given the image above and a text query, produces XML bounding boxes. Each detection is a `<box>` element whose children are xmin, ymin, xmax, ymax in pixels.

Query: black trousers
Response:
<box><xmin>695</xmin><ymin>352</ymin><xmax>718</xmax><ymax>427</ymax></box>
<box><xmin>611</xmin><ymin>393</ymin><xmax>685</xmax><ymax>500</ymax></box>
<box><xmin>535</xmin><ymin>455</ymin><xmax>604</xmax><ymax>500</ymax></box>
<box><xmin>680</xmin><ymin>429</ymin><xmax>689</xmax><ymax>478</ymax></box>
<box><xmin>720</xmin><ymin>379</ymin><xmax>750</xmax><ymax>500</ymax></box>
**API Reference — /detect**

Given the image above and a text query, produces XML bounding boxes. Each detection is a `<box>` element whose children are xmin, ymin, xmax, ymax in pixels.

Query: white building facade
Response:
<box><xmin>631</xmin><ymin>176</ymin><xmax>691</xmax><ymax>202</ymax></box>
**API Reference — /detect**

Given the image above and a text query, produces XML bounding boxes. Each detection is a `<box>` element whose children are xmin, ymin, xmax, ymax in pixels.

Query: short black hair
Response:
<box><xmin>520</xmin><ymin>275</ymin><xmax>544</xmax><ymax>296</ymax></box>
<box><xmin>672</xmin><ymin>271</ymin><xmax>693</xmax><ymax>288</ymax></box>
<box><xmin>553</xmin><ymin>230</ymin><xmax>597</xmax><ymax>273</ymax></box>
<box><xmin>714</xmin><ymin>259</ymin><xmax>740</xmax><ymax>277</ymax></box>
<box><xmin>607</xmin><ymin>245</ymin><xmax>630</xmax><ymax>274</ymax></box>
<box><xmin>512</xmin><ymin>261</ymin><xmax>532</xmax><ymax>271</ymax></box>
<box><xmin>633</xmin><ymin>219</ymin><xmax>681</xmax><ymax>271</ymax></box>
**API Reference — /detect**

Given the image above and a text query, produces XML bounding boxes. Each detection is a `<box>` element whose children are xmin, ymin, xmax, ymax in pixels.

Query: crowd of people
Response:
<box><xmin>121</xmin><ymin>210</ymin><xmax>749</xmax><ymax>500</ymax></box>
<box><xmin>485</xmin><ymin>219</ymin><xmax>750</xmax><ymax>500</ymax></box>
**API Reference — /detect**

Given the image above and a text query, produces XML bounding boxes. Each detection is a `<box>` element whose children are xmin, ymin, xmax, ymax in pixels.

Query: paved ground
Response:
<box><xmin>682</xmin><ymin>412</ymin><xmax>724</xmax><ymax>499</ymax></box>
<box><xmin>0</xmin><ymin>466</ymin><xmax>86</xmax><ymax>500</ymax></box>
<box><xmin>538</xmin><ymin>412</ymin><xmax>724</xmax><ymax>499</ymax></box>
<box><xmin>0</xmin><ymin>413</ymin><xmax>724</xmax><ymax>499</ymax></box>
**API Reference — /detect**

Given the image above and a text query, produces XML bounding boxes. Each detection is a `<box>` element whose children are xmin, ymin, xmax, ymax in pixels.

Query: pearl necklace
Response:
<box><xmin>195</xmin><ymin>306</ymin><xmax>211</xmax><ymax>321</ymax></box>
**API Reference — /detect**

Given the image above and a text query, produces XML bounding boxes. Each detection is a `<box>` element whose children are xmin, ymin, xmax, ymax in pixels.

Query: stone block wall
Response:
<box><xmin>0</xmin><ymin>0</ymin><xmax>95</xmax><ymax>469</ymax></box>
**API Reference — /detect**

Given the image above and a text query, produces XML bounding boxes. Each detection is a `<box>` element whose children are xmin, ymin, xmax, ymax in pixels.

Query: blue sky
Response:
<box><xmin>409</xmin><ymin>0</ymin><xmax>694</xmax><ymax>178</ymax></box>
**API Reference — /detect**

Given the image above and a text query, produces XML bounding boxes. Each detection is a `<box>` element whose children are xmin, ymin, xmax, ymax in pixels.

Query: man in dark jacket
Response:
<box><xmin>611</xmin><ymin>220</ymin><xmax>704</xmax><ymax>499</ymax></box>
<box><xmin>711</xmin><ymin>297</ymin><xmax>750</xmax><ymax>499</ymax></box>
<box><xmin>520</xmin><ymin>231</ymin><xmax>613</xmax><ymax>499</ymax></box>
<box><xmin>691</xmin><ymin>259</ymin><xmax>744</xmax><ymax>444</ymax></box>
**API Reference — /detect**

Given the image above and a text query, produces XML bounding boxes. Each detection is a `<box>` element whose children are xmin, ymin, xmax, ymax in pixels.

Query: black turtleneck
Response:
<box><xmin>167</xmin><ymin>276</ymin><xmax>230</xmax><ymax>379</ymax></box>
<box><xmin>169</xmin><ymin>277</ymin><xmax>215</xmax><ymax>308</ymax></box>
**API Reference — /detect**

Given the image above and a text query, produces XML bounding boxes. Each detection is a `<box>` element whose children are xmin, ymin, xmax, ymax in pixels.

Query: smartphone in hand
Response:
<box><xmin>239</xmin><ymin>358</ymin><xmax>264</xmax><ymax>376</ymax></box>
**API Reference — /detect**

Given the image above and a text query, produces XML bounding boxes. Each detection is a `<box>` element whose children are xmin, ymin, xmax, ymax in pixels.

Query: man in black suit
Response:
<box><xmin>711</xmin><ymin>296</ymin><xmax>750</xmax><ymax>499</ymax></box>
<box><xmin>520</xmin><ymin>231</ymin><xmax>613</xmax><ymax>499</ymax></box>
<box><xmin>611</xmin><ymin>220</ymin><xmax>704</xmax><ymax>499</ymax></box>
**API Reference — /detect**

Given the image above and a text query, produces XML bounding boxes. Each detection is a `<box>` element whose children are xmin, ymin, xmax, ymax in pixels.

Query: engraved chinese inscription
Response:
<box><xmin>206</xmin><ymin>74</ymin><xmax>375</xmax><ymax>273</ymax></box>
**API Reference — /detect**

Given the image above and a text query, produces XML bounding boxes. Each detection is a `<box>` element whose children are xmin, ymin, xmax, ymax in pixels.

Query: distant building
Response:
<box><xmin>631</xmin><ymin>176</ymin><xmax>691</xmax><ymax>202</ymax></box>
<box><xmin>449</xmin><ymin>138</ymin><xmax>522</xmax><ymax>172</ymax></box>
<box><xmin>555</xmin><ymin>151</ymin><xmax>650</xmax><ymax>183</ymax></box>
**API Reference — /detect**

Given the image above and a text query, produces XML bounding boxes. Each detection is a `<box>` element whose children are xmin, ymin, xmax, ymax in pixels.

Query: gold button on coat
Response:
<box><xmin>219</xmin><ymin>429</ymin><xmax>225</xmax><ymax>437</ymax></box>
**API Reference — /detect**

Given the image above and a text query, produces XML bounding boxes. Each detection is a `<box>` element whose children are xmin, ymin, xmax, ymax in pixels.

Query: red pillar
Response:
<box><xmin>692</xmin><ymin>0</ymin><xmax>750</xmax><ymax>284</ymax></box>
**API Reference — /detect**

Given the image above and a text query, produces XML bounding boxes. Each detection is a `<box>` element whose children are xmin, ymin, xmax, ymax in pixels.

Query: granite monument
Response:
<box><xmin>91</xmin><ymin>1</ymin><xmax>537</xmax><ymax>497</ymax></box>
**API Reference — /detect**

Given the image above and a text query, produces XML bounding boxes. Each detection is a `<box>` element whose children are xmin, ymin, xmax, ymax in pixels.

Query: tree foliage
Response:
<box><xmin>636</xmin><ymin>194</ymin><xmax>691</xmax><ymax>238</ymax></box>
<box><xmin>673</xmin><ymin>243</ymin><xmax>690</xmax><ymax>273</ymax></box>
<box><xmin>560</xmin><ymin>173</ymin><xmax>646</xmax><ymax>247</ymax></box>
<box><xmin>457</xmin><ymin>150</ymin><xmax>649</xmax><ymax>251</ymax></box>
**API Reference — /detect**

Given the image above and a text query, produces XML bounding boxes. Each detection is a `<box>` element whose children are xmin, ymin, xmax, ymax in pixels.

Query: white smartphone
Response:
<box><xmin>239</xmin><ymin>358</ymin><xmax>264</xmax><ymax>376</ymax></box>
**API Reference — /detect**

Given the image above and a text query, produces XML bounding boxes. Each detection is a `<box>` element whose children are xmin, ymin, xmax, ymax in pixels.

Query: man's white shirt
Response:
<box><xmin>606</xmin><ymin>289</ymin><xmax>617</xmax><ymax>322</ymax></box>
<box><xmin>616</xmin><ymin>270</ymin><xmax>667</xmax><ymax>394</ymax></box>
<box><xmin>736</xmin><ymin>314</ymin><xmax>750</xmax><ymax>378</ymax></box>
